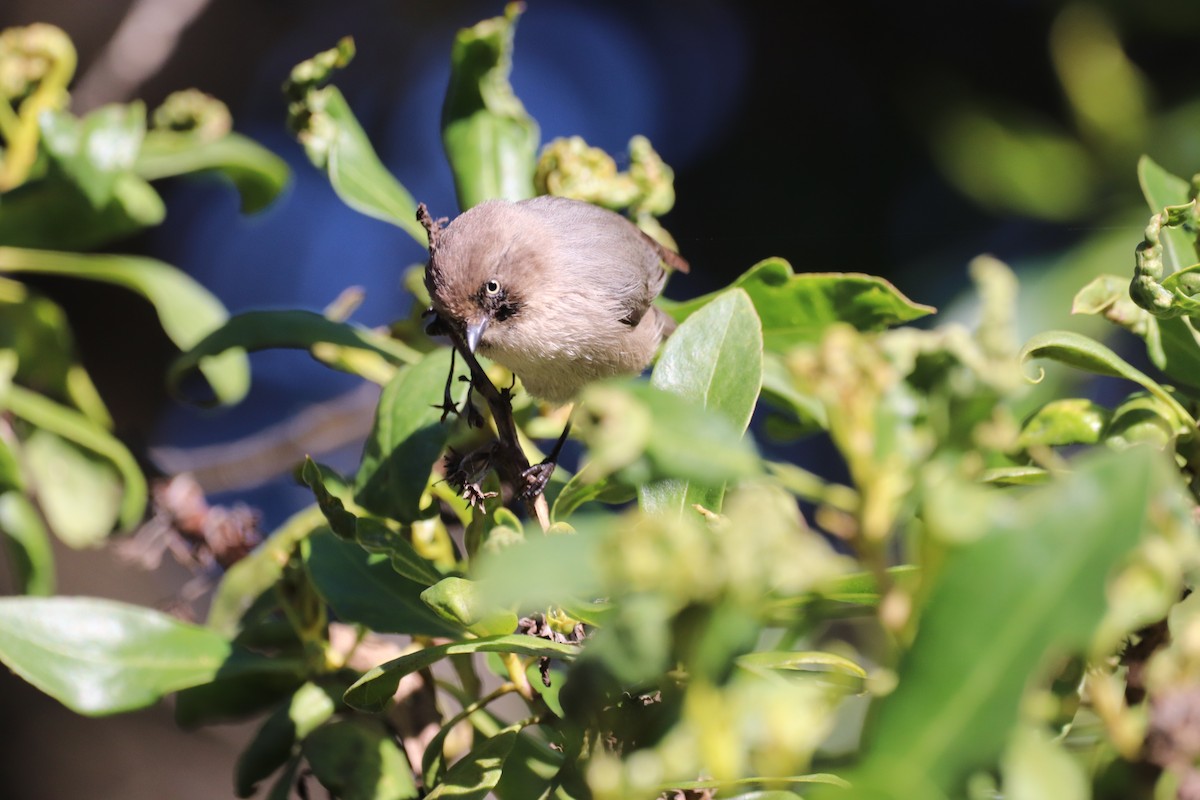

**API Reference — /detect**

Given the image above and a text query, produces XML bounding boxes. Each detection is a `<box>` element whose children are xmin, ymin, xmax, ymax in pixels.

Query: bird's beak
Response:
<box><xmin>465</xmin><ymin>317</ymin><xmax>490</xmax><ymax>353</ymax></box>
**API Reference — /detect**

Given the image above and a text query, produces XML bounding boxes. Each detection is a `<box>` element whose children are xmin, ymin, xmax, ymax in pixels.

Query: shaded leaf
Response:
<box><xmin>174</xmin><ymin>656</ymin><xmax>306</xmax><ymax>729</ymax></box>
<box><xmin>354</xmin><ymin>349</ymin><xmax>459</xmax><ymax>522</ymax></box>
<box><xmin>0</xmin><ymin>172</ymin><xmax>166</xmax><ymax>250</ymax></box>
<box><xmin>0</xmin><ymin>491</ymin><xmax>54</xmax><ymax>595</ymax></box>
<box><xmin>21</xmin><ymin>429</ymin><xmax>122</xmax><ymax>546</ymax></box>
<box><xmin>305</xmin><ymin>529</ymin><xmax>459</xmax><ymax>637</ymax></box>
<box><xmin>346</xmin><ymin>635</ymin><xmax>581</xmax><ymax>712</ymax></box>
<box><xmin>0</xmin><ymin>596</ymin><xmax>264</xmax><ymax>715</ymax></box>
<box><xmin>236</xmin><ymin>682</ymin><xmax>339</xmax><ymax>797</ymax></box>
<box><xmin>641</xmin><ymin>289</ymin><xmax>763</xmax><ymax>516</ymax></box>
<box><xmin>551</xmin><ymin>467</ymin><xmax>636</xmax><ymax>522</ymax></box>
<box><xmin>0</xmin><ymin>247</ymin><xmax>247</xmax><ymax>405</ymax></box>
<box><xmin>170</xmin><ymin>309</ymin><xmax>417</xmax><ymax>405</ymax></box>
<box><xmin>426</xmin><ymin>724</ymin><xmax>521</xmax><ymax>800</ymax></box>
<box><xmin>135</xmin><ymin>130</ymin><xmax>290</xmax><ymax>213</ymax></box>
<box><xmin>442</xmin><ymin>3</ymin><xmax>538</xmax><ymax>208</ymax></box>
<box><xmin>304</xmin><ymin>718</ymin><xmax>419</xmax><ymax>800</ymax></box>
<box><xmin>662</xmin><ymin>259</ymin><xmax>933</xmax><ymax>352</ymax></box>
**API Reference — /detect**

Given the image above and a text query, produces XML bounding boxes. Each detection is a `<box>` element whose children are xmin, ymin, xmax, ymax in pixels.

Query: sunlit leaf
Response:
<box><xmin>442</xmin><ymin>2</ymin><xmax>539</xmax><ymax>208</ymax></box>
<box><xmin>21</xmin><ymin>429</ymin><xmax>122</xmax><ymax>546</ymax></box>
<box><xmin>135</xmin><ymin>130</ymin><xmax>289</xmax><ymax>213</ymax></box>
<box><xmin>848</xmin><ymin>447</ymin><xmax>1164</xmax><ymax>797</ymax></box>
<box><xmin>1138</xmin><ymin>155</ymin><xmax>1196</xmax><ymax>273</ymax></box>
<box><xmin>426</xmin><ymin>724</ymin><xmax>521</xmax><ymax>800</ymax></box>
<box><xmin>0</xmin><ymin>596</ymin><xmax>268</xmax><ymax>716</ymax></box>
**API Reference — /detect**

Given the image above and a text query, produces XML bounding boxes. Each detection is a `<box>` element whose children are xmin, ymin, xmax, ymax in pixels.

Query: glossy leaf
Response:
<box><xmin>40</xmin><ymin>102</ymin><xmax>146</xmax><ymax>208</ymax></box>
<box><xmin>354</xmin><ymin>349</ymin><xmax>459</xmax><ymax>522</ymax></box>
<box><xmin>442</xmin><ymin>2</ymin><xmax>539</xmax><ymax>208</ymax></box>
<box><xmin>303</xmin><ymin>718</ymin><xmax>419</xmax><ymax>800</ymax></box>
<box><xmin>0</xmin><ymin>246</ymin><xmax>248</xmax><ymax>405</ymax></box>
<box><xmin>641</xmin><ymin>289</ymin><xmax>763</xmax><ymax>516</ymax></box>
<box><xmin>0</xmin><ymin>596</ymin><xmax>253</xmax><ymax>715</ymax></box>
<box><xmin>135</xmin><ymin>130</ymin><xmax>290</xmax><ymax>213</ymax></box>
<box><xmin>305</xmin><ymin>530</ymin><xmax>459</xmax><ymax>637</ymax></box>
<box><xmin>170</xmin><ymin>310</ymin><xmax>417</xmax><ymax>405</ymax></box>
<box><xmin>1019</xmin><ymin>329</ymin><xmax>1194</xmax><ymax>428</ymax></box>
<box><xmin>849</xmin><ymin>447</ymin><xmax>1163</xmax><ymax>797</ymax></box>
<box><xmin>662</xmin><ymin>258</ymin><xmax>933</xmax><ymax>352</ymax></box>
<box><xmin>306</xmin><ymin>87</ymin><xmax>426</xmax><ymax>244</ymax></box>
<box><xmin>1138</xmin><ymin>155</ymin><xmax>1196</xmax><ymax>272</ymax></box>
<box><xmin>420</xmin><ymin>576</ymin><xmax>518</xmax><ymax>637</ymax></box>
<box><xmin>346</xmin><ymin>634</ymin><xmax>581</xmax><ymax>712</ymax></box>
<box><xmin>1017</xmin><ymin>398</ymin><xmax>1110</xmax><ymax>449</ymax></box>
<box><xmin>0</xmin><ymin>491</ymin><xmax>54</xmax><ymax>595</ymax></box>
<box><xmin>4</xmin><ymin>386</ymin><xmax>145</xmax><ymax>532</ymax></box>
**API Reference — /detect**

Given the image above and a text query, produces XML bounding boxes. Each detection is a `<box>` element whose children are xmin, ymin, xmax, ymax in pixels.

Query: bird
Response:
<box><xmin>423</xmin><ymin>195</ymin><xmax>688</xmax><ymax>404</ymax></box>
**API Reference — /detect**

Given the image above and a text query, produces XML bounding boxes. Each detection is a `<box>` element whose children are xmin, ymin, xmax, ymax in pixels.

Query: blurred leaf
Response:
<box><xmin>426</xmin><ymin>724</ymin><xmax>521</xmax><ymax>800</ymax></box>
<box><xmin>420</xmin><ymin>576</ymin><xmax>518</xmax><ymax>637</ymax></box>
<box><xmin>236</xmin><ymin>682</ymin><xmax>339</xmax><ymax>798</ymax></box>
<box><xmin>848</xmin><ymin>447</ymin><xmax>1162</xmax><ymax>797</ymax></box>
<box><xmin>1000</xmin><ymin>724</ymin><xmax>1088</xmax><ymax>800</ymax></box>
<box><xmin>40</xmin><ymin>102</ymin><xmax>146</xmax><ymax>208</ymax></box>
<box><xmin>1138</xmin><ymin>155</ymin><xmax>1195</xmax><ymax>272</ymax></box>
<box><xmin>21</xmin><ymin>429</ymin><xmax>122</xmax><ymax>546</ymax></box>
<box><xmin>0</xmin><ymin>596</ymin><xmax>264</xmax><ymax>716</ymax></box>
<box><xmin>1105</xmin><ymin>392</ymin><xmax>1186</xmax><ymax>450</ymax></box>
<box><xmin>4</xmin><ymin>386</ymin><xmax>145</xmax><ymax>532</ymax></box>
<box><xmin>0</xmin><ymin>491</ymin><xmax>54</xmax><ymax>595</ymax></box>
<box><xmin>1019</xmin><ymin>329</ymin><xmax>1194</xmax><ymax>427</ymax></box>
<box><xmin>0</xmin><ymin>173</ymin><xmax>165</xmax><ymax>250</ymax></box>
<box><xmin>759</xmin><ymin>351</ymin><xmax>826</xmax><ymax>435</ymax></box>
<box><xmin>354</xmin><ymin>350</ymin><xmax>459</xmax><ymax>522</ymax></box>
<box><xmin>0</xmin><ymin>284</ymin><xmax>111</xmax><ymax>425</ymax></box>
<box><xmin>662</xmin><ymin>259</ymin><xmax>933</xmax><ymax>352</ymax></box>
<box><xmin>174</xmin><ymin>655</ymin><xmax>306</xmax><ymax>729</ymax></box>
<box><xmin>303</xmin><ymin>718</ymin><xmax>419</xmax><ymax>800</ymax></box>
<box><xmin>346</xmin><ymin>634</ymin><xmax>581</xmax><ymax>712</ymax></box>
<box><xmin>493</xmin><ymin>729</ymin><xmax>568</xmax><ymax>800</ymax></box>
<box><xmin>641</xmin><ymin>289</ymin><xmax>763</xmax><ymax>515</ymax></box>
<box><xmin>135</xmin><ymin>130</ymin><xmax>289</xmax><ymax>213</ymax></box>
<box><xmin>0</xmin><ymin>247</ymin><xmax>248</xmax><ymax>406</ymax></box>
<box><xmin>551</xmin><ymin>467</ymin><xmax>636</xmax><ymax>522</ymax></box>
<box><xmin>442</xmin><ymin>2</ymin><xmax>539</xmax><ymax>208</ymax></box>
<box><xmin>1017</xmin><ymin>398</ymin><xmax>1110</xmax><ymax>449</ymax></box>
<box><xmin>266</xmin><ymin>758</ymin><xmax>302</xmax><ymax>800</ymax></box>
<box><xmin>305</xmin><ymin>529</ymin><xmax>459</xmax><ymax>637</ymax></box>
<box><xmin>207</xmin><ymin>505</ymin><xmax>325</xmax><ymax>637</ymax></box>
<box><xmin>170</xmin><ymin>309</ymin><xmax>417</xmax><ymax>405</ymax></box>
<box><xmin>736</xmin><ymin>650</ymin><xmax>867</xmax><ymax>681</ymax></box>
<box><xmin>670</xmin><ymin>775</ymin><xmax>850</xmax><ymax>794</ymax></box>
<box><xmin>476</xmin><ymin>522</ymin><xmax>606</xmax><ymax>611</ymax></box>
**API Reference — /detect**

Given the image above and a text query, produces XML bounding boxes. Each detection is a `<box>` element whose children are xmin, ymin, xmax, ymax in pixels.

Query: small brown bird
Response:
<box><xmin>424</xmin><ymin>195</ymin><xmax>688</xmax><ymax>403</ymax></box>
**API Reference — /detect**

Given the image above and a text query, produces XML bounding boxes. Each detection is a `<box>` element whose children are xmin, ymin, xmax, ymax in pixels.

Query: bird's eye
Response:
<box><xmin>484</xmin><ymin>280</ymin><xmax>501</xmax><ymax>295</ymax></box>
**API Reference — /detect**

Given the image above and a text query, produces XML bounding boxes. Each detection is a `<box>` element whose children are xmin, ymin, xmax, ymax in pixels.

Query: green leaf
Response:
<box><xmin>736</xmin><ymin>650</ymin><xmax>868</xmax><ymax>681</ymax></box>
<box><xmin>174</xmin><ymin>657</ymin><xmax>306</xmax><ymax>729</ymax></box>
<box><xmin>207</xmin><ymin>505</ymin><xmax>326</xmax><ymax>637</ymax></box>
<box><xmin>21</xmin><ymin>429</ymin><xmax>123</xmax><ymax>546</ymax></box>
<box><xmin>1017</xmin><ymin>398</ymin><xmax>1110</xmax><ymax>449</ymax></box>
<box><xmin>442</xmin><ymin>2</ymin><xmax>539</xmax><ymax>208</ymax></box>
<box><xmin>0</xmin><ymin>596</ymin><xmax>254</xmax><ymax>715</ymax></box>
<box><xmin>0</xmin><ymin>491</ymin><xmax>54</xmax><ymax>595</ymax></box>
<box><xmin>305</xmin><ymin>529</ymin><xmax>460</xmax><ymax>637</ymax></box>
<box><xmin>640</xmin><ymin>289</ymin><xmax>763</xmax><ymax>516</ymax></box>
<box><xmin>420</xmin><ymin>577</ymin><xmax>518</xmax><ymax>637</ymax></box>
<box><xmin>354</xmin><ymin>350</ymin><xmax>458</xmax><ymax>522</ymax></box>
<box><xmin>0</xmin><ymin>174</ymin><xmax>165</xmax><ymax>250</ymax></box>
<box><xmin>303</xmin><ymin>718</ymin><xmax>419</xmax><ymax>800</ymax></box>
<box><xmin>170</xmin><ymin>309</ymin><xmax>417</xmax><ymax>405</ymax></box>
<box><xmin>426</xmin><ymin>724</ymin><xmax>521</xmax><ymax>800</ymax></box>
<box><xmin>551</xmin><ymin>467</ymin><xmax>636</xmax><ymax>522</ymax></box>
<box><xmin>355</xmin><ymin>516</ymin><xmax>444</xmax><ymax>586</ymax></box>
<box><xmin>0</xmin><ymin>247</ymin><xmax>248</xmax><ymax>406</ymax></box>
<box><xmin>849</xmin><ymin>446</ymin><xmax>1163</xmax><ymax>797</ymax></box>
<box><xmin>661</xmin><ymin>259</ymin><xmax>934</xmax><ymax>352</ymax></box>
<box><xmin>4</xmin><ymin>387</ymin><xmax>145</xmax><ymax>532</ymax></box>
<box><xmin>1019</xmin><ymin>329</ymin><xmax>1195</xmax><ymax>428</ymax></box>
<box><xmin>236</xmin><ymin>682</ymin><xmax>339</xmax><ymax>797</ymax></box>
<box><xmin>40</xmin><ymin>102</ymin><xmax>147</xmax><ymax>208</ymax></box>
<box><xmin>1137</xmin><ymin>155</ymin><xmax>1196</xmax><ymax>272</ymax></box>
<box><xmin>345</xmin><ymin>634</ymin><xmax>581</xmax><ymax>712</ymax></box>
<box><xmin>135</xmin><ymin>130</ymin><xmax>290</xmax><ymax>213</ymax></box>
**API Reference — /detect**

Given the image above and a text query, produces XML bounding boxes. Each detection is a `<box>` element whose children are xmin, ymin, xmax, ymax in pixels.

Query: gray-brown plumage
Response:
<box><xmin>424</xmin><ymin>196</ymin><xmax>687</xmax><ymax>404</ymax></box>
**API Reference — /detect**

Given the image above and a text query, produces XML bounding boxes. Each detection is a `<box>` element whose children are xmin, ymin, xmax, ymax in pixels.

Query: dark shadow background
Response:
<box><xmin>1</xmin><ymin>0</ymin><xmax>1199</xmax><ymax>796</ymax></box>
